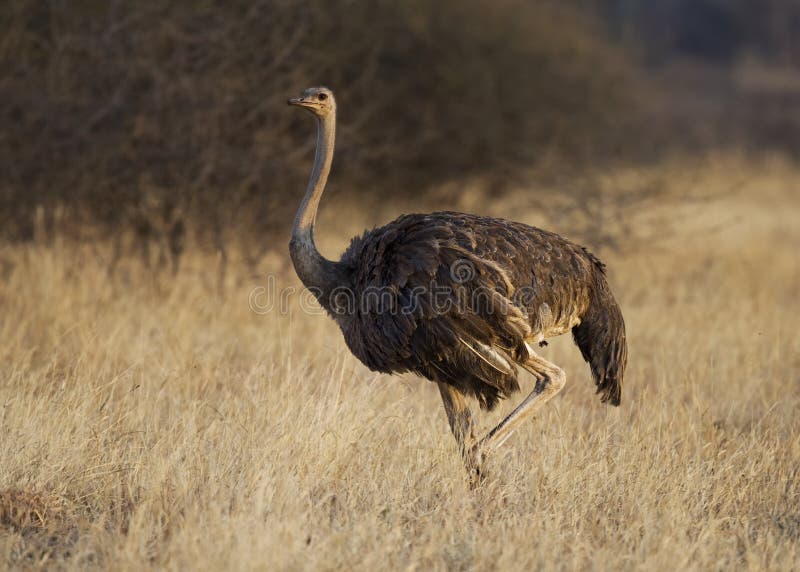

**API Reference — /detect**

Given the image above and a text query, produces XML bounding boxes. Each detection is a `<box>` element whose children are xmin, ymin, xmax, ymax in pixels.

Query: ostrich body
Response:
<box><xmin>288</xmin><ymin>87</ymin><xmax>627</xmax><ymax>479</ymax></box>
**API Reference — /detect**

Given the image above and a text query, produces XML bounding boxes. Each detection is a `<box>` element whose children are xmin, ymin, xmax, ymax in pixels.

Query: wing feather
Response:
<box><xmin>337</xmin><ymin>211</ymin><xmax>602</xmax><ymax>409</ymax></box>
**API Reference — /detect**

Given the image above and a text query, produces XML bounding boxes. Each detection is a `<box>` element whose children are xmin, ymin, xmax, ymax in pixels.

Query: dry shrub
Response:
<box><xmin>0</xmin><ymin>0</ymin><xmax>635</xmax><ymax>248</ymax></box>
<box><xmin>0</xmin><ymin>488</ymin><xmax>70</xmax><ymax>532</ymax></box>
<box><xmin>0</xmin><ymin>488</ymin><xmax>85</xmax><ymax>565</ymax></box>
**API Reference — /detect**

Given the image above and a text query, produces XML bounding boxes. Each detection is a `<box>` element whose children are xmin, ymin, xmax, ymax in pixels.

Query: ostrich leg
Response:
<box><xmin>436</xmin><ymin>383</ymin><xmax>482</xmax><ymax>483</ymax></box>
<box><xmin>472</xmin><ymin>348</ymin><xmax>566</xmax><ymax>463</ymax></box>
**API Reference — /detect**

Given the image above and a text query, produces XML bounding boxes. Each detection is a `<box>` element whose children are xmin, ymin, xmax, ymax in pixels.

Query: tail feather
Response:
<box><xmin>572</xmin><ymin>284</ymin><xmax>627</xmax><ymax>406</ymax></box>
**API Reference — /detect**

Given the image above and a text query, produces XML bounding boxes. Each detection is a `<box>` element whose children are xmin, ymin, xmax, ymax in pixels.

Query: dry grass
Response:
<box><xmin>1</xmin><ymin>155</ymin><xmax>799</xmax><ymax>570</ymax></box>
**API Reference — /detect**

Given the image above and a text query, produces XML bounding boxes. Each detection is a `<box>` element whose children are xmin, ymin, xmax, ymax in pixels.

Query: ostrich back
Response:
<box><xmin>332</xmin><ymin>211</ymin><xmax>618</xmax><ymax>410</ymax></box>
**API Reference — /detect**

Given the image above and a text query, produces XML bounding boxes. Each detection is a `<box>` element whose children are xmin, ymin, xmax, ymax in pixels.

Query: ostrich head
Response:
<box><xmin>287</xmin><ymin>86</ymin><xmax>336</xmax><ymax>117</ymax></box>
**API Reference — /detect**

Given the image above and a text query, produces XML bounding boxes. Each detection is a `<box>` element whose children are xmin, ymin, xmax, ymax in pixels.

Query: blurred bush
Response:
<box><xmin>0</xmin><ymin>0</ymin><xmax>636</xmax><ymax>251</ymax></box>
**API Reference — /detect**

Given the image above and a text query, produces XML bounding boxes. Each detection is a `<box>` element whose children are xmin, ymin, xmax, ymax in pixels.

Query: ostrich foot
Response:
<box><xmin>464</xmin><ymin>443</ymin><xmax>488</xmax><ymax>489</ymax></box>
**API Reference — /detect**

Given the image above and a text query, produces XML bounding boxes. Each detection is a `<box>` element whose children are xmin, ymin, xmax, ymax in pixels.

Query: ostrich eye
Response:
<box><xmin>318</xmin><ymin>93</ymin><xmax>328</xmax><ymax>101</ymax></box>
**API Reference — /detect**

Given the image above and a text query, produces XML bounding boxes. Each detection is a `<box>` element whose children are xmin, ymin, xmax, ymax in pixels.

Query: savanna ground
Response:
<box><xmin>1</xmin><ymin>154</ymin><xmax>799</xmax><ymax>570</ymax></box>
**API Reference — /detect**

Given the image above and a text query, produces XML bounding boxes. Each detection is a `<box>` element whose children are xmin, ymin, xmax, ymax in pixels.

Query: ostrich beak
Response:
<box><xmin>288</xmin><ymin>96</ymin><xmax>319</xmax><ymax>109</ymax></box>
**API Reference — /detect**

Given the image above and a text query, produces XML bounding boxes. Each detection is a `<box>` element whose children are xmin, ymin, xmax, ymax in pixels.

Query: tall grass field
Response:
<box><xmin>1</xmin><ymin>156</ymin><xmax>798</xmax><ymax>570</ymax></box>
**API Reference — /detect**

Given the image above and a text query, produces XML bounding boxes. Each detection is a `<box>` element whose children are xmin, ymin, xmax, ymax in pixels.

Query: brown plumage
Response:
<box><xmin>287</xmin><ymin>87</ymin><xmax>627</xmax><ymax>482</ymax></box>
<box><xmin>335</xmin><ymin>211</ymin><xmax>626</xmax><ymax>410</ymax></box>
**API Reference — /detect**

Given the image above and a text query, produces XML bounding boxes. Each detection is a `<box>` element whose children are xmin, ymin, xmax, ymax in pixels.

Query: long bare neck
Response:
<box><xmin>289</xmin><ymin>112</ymin><xmax>341</xmax><ymax>298</ymax></box>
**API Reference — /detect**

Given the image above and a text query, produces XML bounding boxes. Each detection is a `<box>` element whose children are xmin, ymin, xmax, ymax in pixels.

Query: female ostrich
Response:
<box><xmin>288</xmin><ymin>87</ymin><xmax>627</xmax><ymax>480</ymax></box>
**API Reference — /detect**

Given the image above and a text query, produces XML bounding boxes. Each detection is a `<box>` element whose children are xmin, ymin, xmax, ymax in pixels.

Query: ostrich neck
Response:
<box><xmin>290</xmin><ymin>113</ymin><xmax>341</xmax><ymax>299</ymax></box>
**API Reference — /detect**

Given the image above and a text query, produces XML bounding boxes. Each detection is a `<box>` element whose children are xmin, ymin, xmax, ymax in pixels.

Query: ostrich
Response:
<box><xmin>287</xmin><ymin>87</ymin><xmax>627</xmax><ymax>481</ymax></box>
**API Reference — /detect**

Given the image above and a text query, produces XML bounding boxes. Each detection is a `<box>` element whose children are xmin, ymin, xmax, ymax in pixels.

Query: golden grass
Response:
<box><xmin>1</xmin><ymin>155</ymin><xmax>799</xmax><ymax>570</ymax></box>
